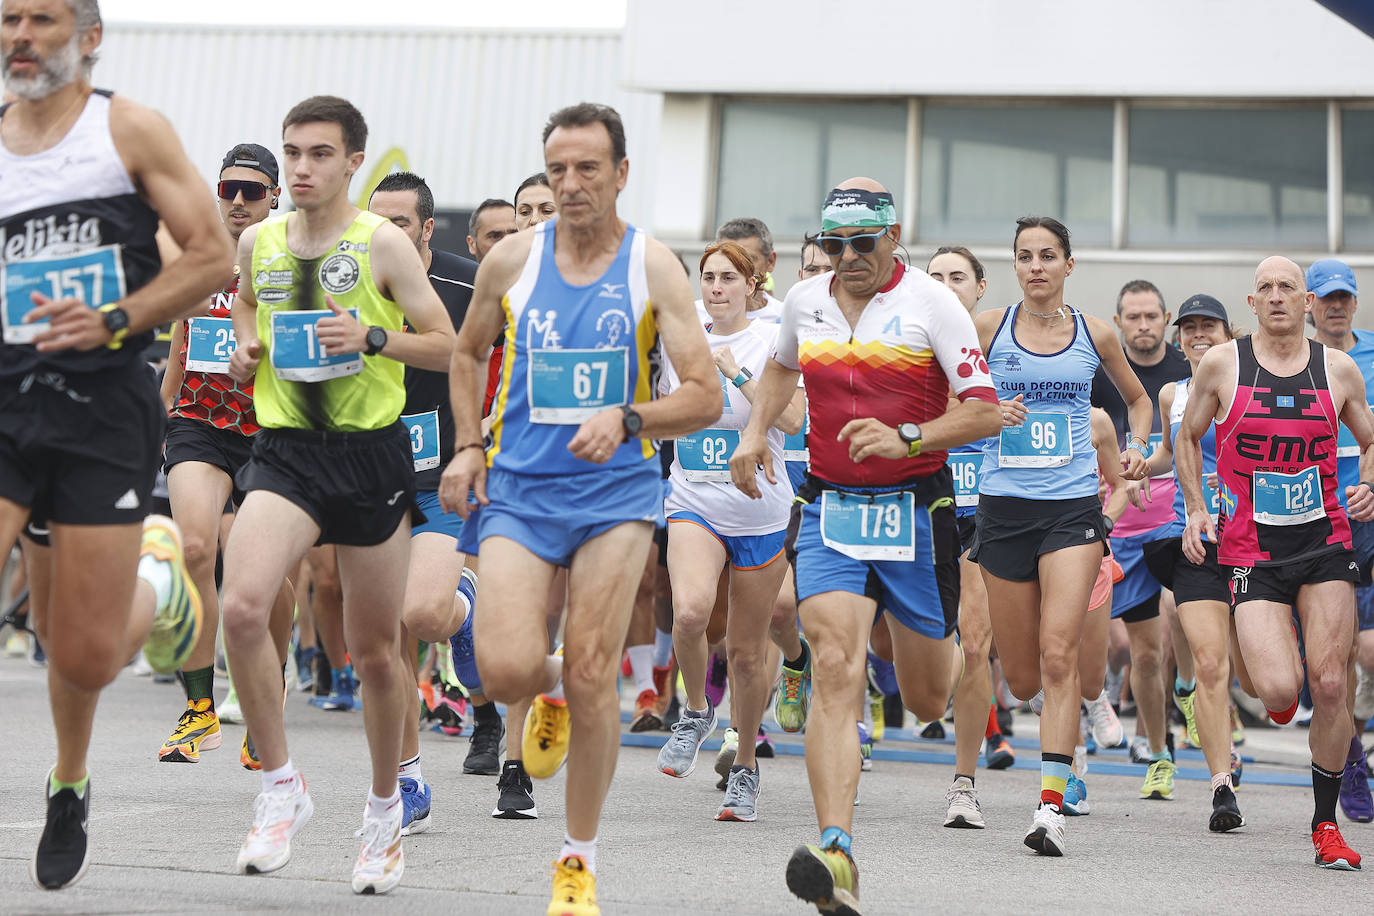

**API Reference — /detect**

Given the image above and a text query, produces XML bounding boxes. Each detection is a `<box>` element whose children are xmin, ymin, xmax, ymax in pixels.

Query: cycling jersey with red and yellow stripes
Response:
<box><xmin>773</xmin><ymin>260</ymin><xmax>995</xmax><ymax>486</ymax></box>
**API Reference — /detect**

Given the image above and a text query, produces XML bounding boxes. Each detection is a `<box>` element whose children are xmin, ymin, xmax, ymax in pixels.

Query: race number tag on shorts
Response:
<box><xmin>527</xmin><ymin>347</ymin><xmax>628</xmax><ymax>424</ymax></box>
<box><xmin>948</xmin><ymin>452</ymin><xmax>981</xmax><ymax>508</ymax></box>
<box><xmin>185</xmin><ymin>317</ymin><xmax>237</xmax><ymax>373</ymax></box>
<box><xmin>784</xmin><ymin>409</ymin><xmax>810</xmax><ymax>462</ymax></box>
<box><xmin>819</xmin><ymin>490</ymin><xmax>915</xmax><ymax>562</ymax></box>
<box><xmin>676</xmin><ymin>428</ymin><xmax>740</xmax><ymax>482</ymax></box>
<box><xmin>1252</xmin><ymin>466</ymin><xmax>1325</xmax><ymax>526</ymax></box>
<box><xmin>401</xmin><ymin>410</ymin><xmax>440</xmax><ymax>472</ymax></box>
<box><xmin>998</xmin><ymin>412</ymin><xmax>1071</xmax><ymax>468</ymax></box>
<box><xmin>1</xmin><ymin>245</ymin><xmax>127</xmax><ymax>344</ymax></box>
<box><xmin>269</xmin><ymin>309</ymin><xmax>363</xmax><ymax>382</ymax></box>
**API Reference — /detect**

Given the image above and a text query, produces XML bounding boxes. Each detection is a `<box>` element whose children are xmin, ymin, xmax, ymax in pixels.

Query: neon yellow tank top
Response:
<box><xmin>249</xmin><ymin>210</ymin><xmax>404</xmax><ymax>431</ymax></box>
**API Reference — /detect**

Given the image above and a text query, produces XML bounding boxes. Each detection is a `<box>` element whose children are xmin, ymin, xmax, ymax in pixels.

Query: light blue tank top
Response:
<box><xmin>487</xmin><ymin>218</ymin><xmax>660</xmax><ymax>476</ymax></box>
<box><xmin>1156</xmin><ymin>379</ymin><xmax>1218</xmax><ymax>540</ymax></box>
<box><xmin>979</xmin><ymin>304</ymin><xmax>1100</xmax><ymax>499</ymax></box>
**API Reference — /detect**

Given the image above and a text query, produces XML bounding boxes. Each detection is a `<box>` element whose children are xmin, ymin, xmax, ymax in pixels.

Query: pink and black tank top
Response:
<box><xmin>1214</xmin><ymin>336</ymin><xmax>1350</xmax><ymax>567</ymax></box>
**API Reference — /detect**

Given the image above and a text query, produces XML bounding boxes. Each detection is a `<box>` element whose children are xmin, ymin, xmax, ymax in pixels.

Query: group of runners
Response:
<box><xmin>3</xmin><ymin>3</ymin><xmax>1373</xmax><ymax>916</ymax></box>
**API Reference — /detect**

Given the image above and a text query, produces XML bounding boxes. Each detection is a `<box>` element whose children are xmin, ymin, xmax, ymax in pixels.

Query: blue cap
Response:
<box><xmin>1306</xmin><ymin>259</ymin><xmax>1357</xmax><ymax>298</ymax></box>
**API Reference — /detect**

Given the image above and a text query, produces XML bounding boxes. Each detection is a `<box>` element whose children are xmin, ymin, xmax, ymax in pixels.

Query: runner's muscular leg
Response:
<box><xmin>167</xmin><ymin>462</ymin><xmax>233</xmax><ymax>670</ymax></box>
<box><xmin>1233</xmin><ymin>599</ymin><xmax>1305</xmax><ymax>712</ymax></box>
<box><xmin>1034</xmin><ymin>544</ymin><xmax>1100</xmax><ymax>758</ymax></box>
<box><xmin>473</xmin><ymin>536</ymin><xmax>560</xmax><ymax>703</ymax></box>
<box><xmin>665</xmin><ymin>524</ymin><xmax>729</xmax><ymax>710</ymax></box>
<box><xmin>981</xmin><ymin>570</ymin><xmax>1043</xmax><ymax>702</ymax></box>
<box><xmin>887</xmin><ymin>617</ymin><xmax>956</xmax><ymax>723</ymax></box>
<box><xmin>952</xmin><ymin>552</ymin><xmax>994</xmax><ymax>775</ymax></box>
<box><xmin>725</xmin><ymin>556</ymin><xmax>789</xmax><ymax>770</ymax></box>
<box><xmin>1297</xmin><ymin>580</ymin><xmax>1358</xmax><ymax>773</ymax></box>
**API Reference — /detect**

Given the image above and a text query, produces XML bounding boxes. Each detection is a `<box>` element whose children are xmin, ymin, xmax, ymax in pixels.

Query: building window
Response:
<box><xmin>917</xmin><ymin>104</ymin><xmax>1113</xmax><ymax>247</ymax></box>
<box><xmin>1127</xmin><ymin>106</ymin><xmax>1326</xmax><ymax>249</ymax></box>
<box><xmin>1344</xmin><ymin>108</ymin><xmax>1374</xmax><ymax>251</ymax></box>
<box><xmin>715</xmin><ymin>99</ymin><xmax>907</xmax><ymax>239</ymax></box>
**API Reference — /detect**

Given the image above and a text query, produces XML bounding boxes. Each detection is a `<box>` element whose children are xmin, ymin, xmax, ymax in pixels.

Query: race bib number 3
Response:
<box><xmin>677</xmin><ymin>428</ymin><xmax>741</xmax><ymax>482</ymax></box>
<box><xmin>528</xmin><ymin>347</ymin><xmax>628</xmax><ymax>424</ymax></box>
<box><xmin>998</xmin><ymin>412</ymin><xmax>1071</xmax><ymax>468</ymax></box>
<box><xmin>185</xmin><ymin>317</ymin><xmax>237</xmax><ymax>373</ymax></box>
<box><xmin>1252</xmin><ymin>466</ymin><xmax>1325</xmax><ymax>526</ymax></box>
<box><xmin>819</xmin><ymin>490</ymin><xmax>916</xmax><ymax>562</ymax></box>
<box><xmin>269</xmin><ymin>309</ymin><xmax>363</xmax><ymax>382</ymax></box>
<box><xmin>402</xmin><ymin>410</ymin><xmax>440</xmax><ymax>472</ymax></box>
<box><xmin>2</xmin><ymin>245</ymin><xmax>127</xmax><ymax>344</ymax></box>
<box><xmin>948</xmin><ymin>452</ymin><xmax>981</xmax><ymax>508</ymax></box>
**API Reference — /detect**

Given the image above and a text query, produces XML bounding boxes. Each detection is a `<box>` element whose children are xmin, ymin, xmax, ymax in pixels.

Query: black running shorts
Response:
<box><xmin>971</xmin><ymin>494</ymin><xmax>1107</xmax><ymax>582</ymax></box>
<box><xmin>237</xmin><ymin>422</ymin><xmax>421</xmax><ymax>547</ymax></box>
<box><xmin>1226</xmin><ymin>549</ymin><xmax>1360</xmax><ymax>609</ymax></box>
<box><xmin>0</xmin><ymin>362</ymin><xmax>164</xmax><ymax>528</ymax></box>
<box><xmin>164</xmin><ymin>416</ymin><xmax>255</xmax><ymax>504</ymax></box>
<box><xmin>1142</xmin><ymin>537</ymin><xmax>1229</xmax><ymax>606</ymax></box>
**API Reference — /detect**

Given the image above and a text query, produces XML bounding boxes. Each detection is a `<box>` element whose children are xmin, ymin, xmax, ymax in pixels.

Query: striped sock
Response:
<box><xmin>1040</xmin><ymin>753</ymin><xmax>1073</xmax><ymax>808</ymax></box>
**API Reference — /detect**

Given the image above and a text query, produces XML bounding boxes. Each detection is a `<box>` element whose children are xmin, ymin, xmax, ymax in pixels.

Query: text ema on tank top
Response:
<box><xmin>1213</xmin><ymin>336</ymin><xmax>1350</xmax><ymax>566</ymax></box>
<box><xmin>0</xmin><ymin>90</ymin><xmax>160</xmax><ymax>377</ymax></box>
<box><xmin>487</xmin><ymin>217</ymin><xmax>660</xmax><ymax>477</ymax></box>
<box><xmin>979</xmin><ymin>303</ymin><xmax>1101</xmax><ymax>500</ymax></box>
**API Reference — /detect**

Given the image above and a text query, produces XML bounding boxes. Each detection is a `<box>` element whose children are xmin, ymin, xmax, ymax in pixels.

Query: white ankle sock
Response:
<box><xmin>366</xmin><ymin>789</ymin><xmax>401</xmax><ymax>821</ymax></box>
<box><xmin>627</xmin><ymin>645</ymin><xmax>654</xmax><ymax>693</ymax></box>
<box><xmin>545</xmin><ymin>654</ymin><xmax>566</xmax><ymax>701</ymax></box>
<box><xmin>652</xmin><ymin>628</ymin><xmax>674</xmax><ymax>667</ymax></box>
<box><xmin>398</xmin><ymin>754</ymin><xmax>422</xmax><ymax>783</ymax></box>
<box><xmin>261</xmin><ymin>760</ymin><xmax>298</xmax><ymax>794</ymax></box>
<box><xmin>137</xmin><ymin>552</ymin><xmax>173</xmax><ymax>613</ymax></box>
<box><xmin>560</xmin><ymin>834</ymin><xmax>597</xmax><ymax>873</ymax></box>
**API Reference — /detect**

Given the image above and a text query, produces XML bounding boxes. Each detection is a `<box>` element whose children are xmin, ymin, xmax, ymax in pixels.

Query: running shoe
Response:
<box><xmin>658</xmin><ymin>703</ymin><xmax>716</xmax><ymax>778</ymax></box>
<box><xmin>240</xmin><ymin>732</ymin><xmax>261</xmax><ymax>771</ymax></box>
<box><xmin>704</xmin><ymin>652</ymin><xmax>728</xmax><ymax>709</ymax></box>
<box><xmin>30</xmin><ymin>771</ymin><xmax>90</xmax><ymax>889</ymax></box>
<box><xmin>157</xmin><ymin>698</ymin><xmax>222</xmax><ymax>763</ymax></box>
<box><xmin>756</xmin><ymin>725</ymin><xmax>775</xmax><ymax>758</ymax></box>
<box><xmin>714</xmin><ymin>727</ymin><xmax>739</xmax><ymax>787</ymax></box>
<box><xmin>650</xmin><ymin>663</ymin><xmax>674</xmax><ymax>722</ymax></box>
<box><xmin>321</xmin><ymin>665</ymin><xmax>359</xmax><ymax>711</ymax></box>
<box><xmin>1062</xmin><ymin>773</ymin><xmax>1090</xmax><ymax>816</ymax></box>
<box><xmin>523</xmin><ymin>694</ymin><xmax>572</xmax><ymax>779</ymax></box>
<box><xmin>716</xmin><ymin>766</ymin><xmax>761</xmax><ymax>822</ymax></box>
<box><xmin>1174</xmin><ymin>688</ymin><xmax>1201</xmax><ymax>749</ymax></box>
<box><xmin>918</xmin><ymin>719</ymin><xmax>945</xmax><ymax>740</ymax></box>
<box><xmin>139</xmin><ymin>516</ymin><xmax>203</xmax><ymax>675</ymax></box>
<box><xmin>1085</xmin><ymin>689</ymin><xmax>1124</xmax><ymax>749</ymax></box>
<box><xmin>1340</xmin><ymin>736</ymin><xmax>1374</xmax><ymax>823</ymax></box>
<box><xmin>464</xmin><ymin>713</ymin><xmax>505</xmax><ymax>775</ymax></box>
<box><xmin>1208</xmin><ymin>784</ymin><xmax>1244</xmax><ymax>832</ymax></box>
<box><xmin>985</xmin><ymin>734</ymin><xmax>1015</xmax><ymax>770</ymax></box>
<box><xmin>218</xmin><ymin>685</ymin><xmax>242</xmax><ymax>724</ymax></box>
<box><xmin>1023</xmin><ymin>804</ymin><xmax>1066</xmax><ymax>856</ymax></box>
<box><xmin>236</xmin><ymin>775</ymin><xmax>313</xmax><ymax>874</ymax></box>
<box><xmin>785</xmin><ymin>841</ymin><xmax>861</xmax><ymax>916</ymax></box>
<box><xmin>1129</xmin><ymin>735</ymin><xmax>1151</xmax><ymax>764</ymax></box>
<box><xmin>943</xmin><ymin>776</ymin><xmax>984</xmax><ymax>828</ymax></box>
<box><xmin>1312</xmin><ymin>821</ymin><xmax>1362</xmax><ymax>870</ymax></box>
<box><xmin>775</xmin><ymin>643</ymin><xmax>811</xmax><ymax>733</ymax></box>
<box><xmin>295</xmin><ymin>646</ymin><xmax>317</xmax><ymax>693</ymax></box>
<box><xmin>399</xmin><ymin>777</ymin><xmax>431</xmax><ymax>836</ymax></box>
<box><xmin>1140</xmin><ymin>758</ymin><xmax>1177</xmax><ymax>800</ymax></box>
<box><xmin>431</xmin><ymin>680</ymin><xmax>468</xmax><ymax>736</ymax></box>
<box><xmin>547</xmin><ymin>854</ymin><xmax>598</xmax><ymax>916</ymax></box>
<box><xmin>1081</xmin><ymin>708</ymin><xmax>1096</xmax><ymax>756</ymax></box>
<box><xmin>858</xmin><ymin>721</ymin><xmax>873</xmax><ymax>772</ymax></box>
<box><xmin>4</xmin><ymin>628</ymin><xmax>25</xmax><ymax>657</ymax></box>
<box><xmin>1231</xmin><ymin>748</ymin><xmax>1244</xmax><ymax>788</ymax></box>
<box><xmin>492</xmin><ymin>760</ymin><xmax>537</xmax><ymax>819</ymax></box>
<box><xmin>352</xmin><ymin>801</ymin><xmax>404</xmax><ymax>894</ymax></box>
<box><xmin>630</xmin><ymin>688</ymin><xmax>662</xmax><ymax>733</ymax></box>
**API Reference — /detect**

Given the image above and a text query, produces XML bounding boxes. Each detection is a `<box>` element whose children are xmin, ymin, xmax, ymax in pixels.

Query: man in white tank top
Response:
<box><xmin>0</xmin><ymin>0</ymin><xmax>233</xmax><ymax>891</ymax></box>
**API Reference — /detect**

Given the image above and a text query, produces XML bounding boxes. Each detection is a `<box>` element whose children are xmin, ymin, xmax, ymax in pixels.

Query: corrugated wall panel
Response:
<box><xmin>97</xmin><ymin>26</ymin><xmax>662</xmax><ymax>223</ymax></box>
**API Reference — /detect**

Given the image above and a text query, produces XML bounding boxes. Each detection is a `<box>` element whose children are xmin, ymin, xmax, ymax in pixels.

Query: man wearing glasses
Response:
<box><xmin>730</xmin><ymin>179</ymin><xmax>999</xmax><ymax>915</ymax></box>
<box><xmin>156</xmin><ymin>144</ymin><xmax>292</xmax><ymax>767</ymax></box>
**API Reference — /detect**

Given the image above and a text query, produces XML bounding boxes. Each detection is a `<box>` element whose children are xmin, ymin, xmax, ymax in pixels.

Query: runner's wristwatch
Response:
<box><xmin>621</xmin><ymin>404</ymin><xmax>643</xmax><ymax>439</ymax></box>
<box><xmin>100</xmin><ymin>304</ymin><xmax>130</xmax><ymax>350</ymax></box>
<box><xmin>898</xmin><ymin>422</ymin><xmax>923</xmax><ymax>458</ymax></box>
<box><xmin>364</xmin><ymin>326</ymin><xmax>388</xmax><ymax>356</ymax></box>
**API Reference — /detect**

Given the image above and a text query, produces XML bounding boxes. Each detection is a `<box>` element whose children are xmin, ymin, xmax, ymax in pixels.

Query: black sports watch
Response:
<box><xmin>364</xmin><ymin>325</ymin><xmax>388</xmax><ymax>356</ymax></box>
<box><xmin>897</xmin><ymin>422</ymin><xmax>923</xmax><ymax>458</ymax></box>
<box><xmin>100</xmin><ymin>305</ymin><xmax>130</xmax><ymax>350</ymax></box>
<box><xmin>620</xmin><ymin>404</ymin><xmax>643</xmax><ymax>439</ymax></box>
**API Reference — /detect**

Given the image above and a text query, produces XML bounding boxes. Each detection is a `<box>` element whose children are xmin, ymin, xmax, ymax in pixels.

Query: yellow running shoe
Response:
<box><xmin>546</xmin><ymin>855</ymin><xmax>597</xmax><ymax>916</ymax></box>
<box><xmin>1140</xmin><ymin>757</ymin><xmax>1177</xmax><ymax>800</ymax></box>
<box><xmin>1173</xmin><ymin>689</ymin><xmax>1201</xmax><ymax>749</ymax></box>
<box><xmin>786</xmin><ymin>842</ymin><xmax>861</xmax><ymax>915</ymax></box>
<box><xmin>523</xmin><ymin>695</ymin><xmax>571</xmax><ymax>779</ymax></box>
<box><xmin>157</xmin><ymin>698</ymin><xmax>221</xmax><ymax>762</ymax></box>
<box><xmin>139</xmin><ymin>516</ymin><xmax>203</xmax><ymax>675</ymax></box>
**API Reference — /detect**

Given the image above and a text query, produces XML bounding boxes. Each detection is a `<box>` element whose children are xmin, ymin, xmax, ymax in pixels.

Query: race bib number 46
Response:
<box><xmin>2</xmin><ymin>245</ymin><xmax>127</xmax><ymax>344</ymax></box>
<box><xmin>999</xmin><ymin>412</ymin><xmax>1071</xmax><ymax>468</ymax></box>
<box><xmin>269</xmin><ymin>309</ymin><xmax>363</xmax><ymax>382</ymax></box>
<box><xmin>677</xmin><ymin>428</ymin><xmax>740</xmax><ymax>482</ymax></box>
<box><xmin>528</xmin><ymin>347</ymin><xmax>628</xmax><ymax>424</ymax></box>
<box><xmin>819</xmin><ymin>490</ymin><xmax>915</xmax><ymax>562</ymax></box>
<box><xmin>185</xmin><ymin>317</ymin><xmax>237</xmax><ymax>373</ymax></box>
<box><xmin>948</xmin><ymin>452</ymin><xmax>981</xmax><ymax>508</ymax></box>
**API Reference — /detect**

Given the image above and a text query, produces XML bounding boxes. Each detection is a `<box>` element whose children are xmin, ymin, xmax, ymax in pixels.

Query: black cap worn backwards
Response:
<box><xmin>1173</xmin><ymin>294</ymin><xmax>1228</xmax><ymax>326</ymax></box>
<box><xmin>220</xmin><ymin>143</ymin><xmax>279</xmax><ymax>186</ymax></box>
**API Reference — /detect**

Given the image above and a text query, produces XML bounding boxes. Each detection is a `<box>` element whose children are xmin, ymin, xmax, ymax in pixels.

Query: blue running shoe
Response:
<box><xmin>321</xmin><ymin>665</ymin><xmax>359</xmax><ymax>711</ymax></box>
<box><xmin>449</xmin><ymin>601</ymin><xmax>481</xmax><ymax>693</ymax></box>
<box><xmin>1063</xmin><ymin>773</ymin><xmax>1090</xmax><ymax>816</ymax></box>
<box><xmin>399</xmin><ymin>777</ymin><xmax>431</xmax><ymax>835</ymax></box>
<box><xmin>295</xmin><ymin>646</ymin><xmax>317</xmax><ymax>693</ymax></box>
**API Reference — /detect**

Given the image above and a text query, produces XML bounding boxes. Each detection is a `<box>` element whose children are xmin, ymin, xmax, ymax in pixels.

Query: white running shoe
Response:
<box><xmin>1023</xmin><ymin>804</ymin><xmax>1066</xmax><ymax>856</ymax></box>
<box><xmin>943</xmin><ymin>776</ymin><xmax>985</xmax><ymax>829</ymax></box>
<box><xmin>237</xmin><ymin>776</ymin><xmax>313</xmax><ymax>874</ymax></box>
<box><xmin>352</xmin><ymin>802</ymin><xmax>404</xmax><ymax>895</ymax></box>
<box><xmin>1085</xmin><ymin>689</ymin><xmax>1124</xmax><ymax>748</ymax></box>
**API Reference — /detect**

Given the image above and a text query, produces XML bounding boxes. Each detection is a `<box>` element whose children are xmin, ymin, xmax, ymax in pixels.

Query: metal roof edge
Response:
<box><xmin>104</xmin><ymin>22</ymin><xmax>622</xmax><ymax>39</ymax></box>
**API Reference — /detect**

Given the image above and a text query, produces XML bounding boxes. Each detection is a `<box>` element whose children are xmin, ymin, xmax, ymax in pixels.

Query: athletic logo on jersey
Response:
<box><xmin>958</xmin><ymin>347</ymin><xmax>990</xmax><ymax>378</ymax></box>
<box><xmin>0</xmin><ymin>211</ymin><xmax>100</xmax><ymax>263</ymax></box>
<box><xmin>319</xmin><ymin>253</ymin><xmax>360</xmax><ymax>294</ymax></box>
<box><xmin>812</xmin><ymin>309</ymin><xmax>824</xmax><ymax>323</ymax></box>
<box><xmin>526</xmin><ymin>309</ymin><xmax>561</xmax><ymax>348</ymax></box>
<box><xmin>1276</xmin><ymin>395</ymin><xmax>1294</xmax><ymax>408</ymax></box>
<box><xmin>598</xmin><ymin>283</ymin><xmax>624</xmax><ymax>299</ymax></box>
<box><xmin>258</xmin><ymin>288</ymin><xmax>291</xmax><ymax>304</ymax></box>
<box><xmin>1003</xmin><ymin>354</ymin><xmax>1021</xmax><ymax>371</ymax></box>
<box><xmin>1084</xmin><ymin>528</ymin><xmax>1094</xmax><ymax>539</ymax></box>
<box><xmin>337</xmin><ymin>240</ymin><xmax>369</xmax><ymax>253</ymax></box>
<box><xmin>596</xmin><ymin>309</ymin><xmax>632</xmax><ymax>347</ymax></box>
<box><xmin>883</xmin><ymin>316</ymin><xmax>902</xmax><ymax>336</ymax></box>
<box><xmin>114</xmin><ymin>489</ymin><xmax>140</xmax><ymax>510</ymax></box>
<box><xmin>1230</xmin><ymin>567</ymin><xmax>1250</xmax><ymax>596</ymax></box>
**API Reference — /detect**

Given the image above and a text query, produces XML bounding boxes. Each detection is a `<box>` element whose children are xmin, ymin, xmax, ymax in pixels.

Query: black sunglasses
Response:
<box><xmin>815</xmin><ymin>228</ymin><xmax>888</xmax><ymax>257</ymax></box>
<box><xmin>218</xmin><ymin>179</ymin><xmax>271</xmax><ymax>201</ymax></box>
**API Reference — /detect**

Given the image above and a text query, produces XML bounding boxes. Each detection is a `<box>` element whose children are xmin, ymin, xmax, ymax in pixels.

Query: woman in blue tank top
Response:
<box><xmin>1140</xmin><ymin>296</ymin><xmax>1252</xmax><ymax>832</ymax></box>
<box><xmin>971</xmin><ymin>217</ymin><xmax>1152</xmax><ymax>856</ymax></box>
